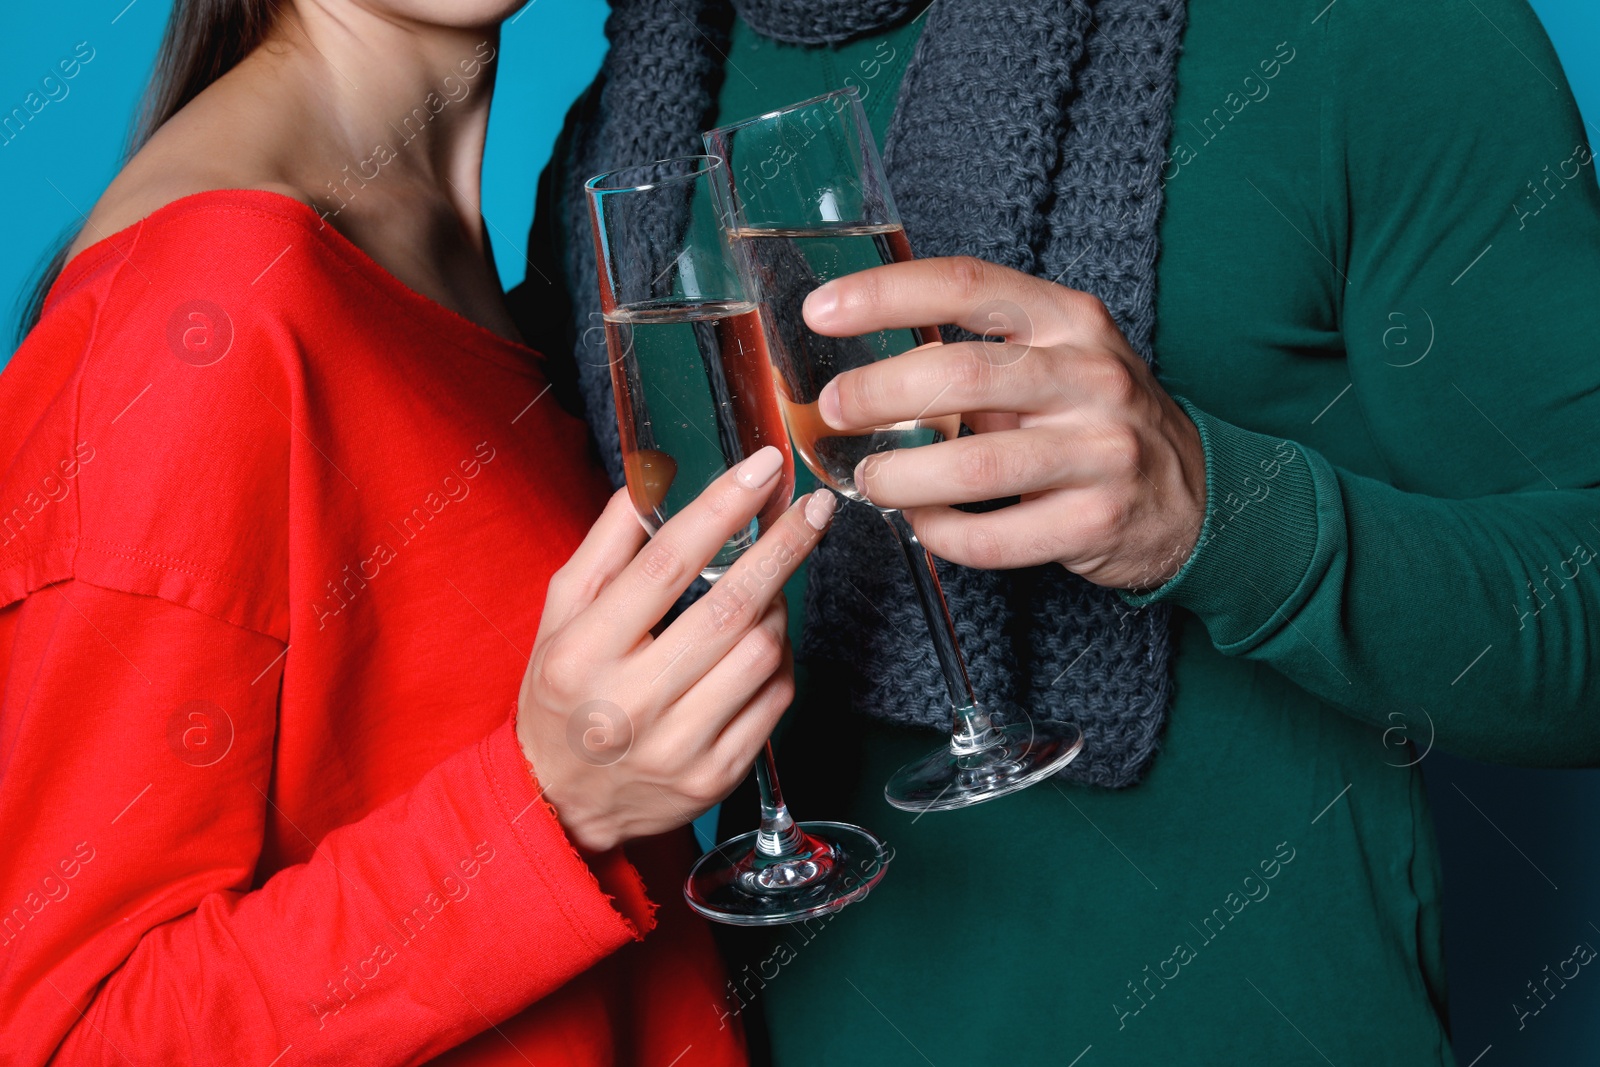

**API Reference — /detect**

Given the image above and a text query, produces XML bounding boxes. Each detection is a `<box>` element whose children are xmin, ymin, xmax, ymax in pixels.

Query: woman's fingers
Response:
<box><xmin>705</xmin><ymin>664</ymin><xmax>795</xmax><ymax>788</ymax></box>
<box><xmin>657</xmin><ymin>598</ymin><xmax>791</xmax><ymax>753</ymax></box>
<box><xmin>537</xmin><ymin>488</ymin><xmax>648</xmax><ymax>639</ymax></box>
<box><xmin>640</xmin><ymin>489</ymin><xmax>833</xmax><ymax>696</ymax></box>
<box><xmin>572</xmin><ymin>445</ymin><xmax>790</xmax><ymax>657</ymax></box>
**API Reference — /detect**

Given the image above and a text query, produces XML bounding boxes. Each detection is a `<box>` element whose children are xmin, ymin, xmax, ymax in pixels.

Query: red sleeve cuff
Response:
<box><xmin>479</xmin><ymin>712</ymin><xmax>658</xmax><ymax>946</ymax></box>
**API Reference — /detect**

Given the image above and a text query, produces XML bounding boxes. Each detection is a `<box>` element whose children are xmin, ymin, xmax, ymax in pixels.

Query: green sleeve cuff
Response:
<box><xmin>1121</xmin><ymin>397</ymin><xmax>1337</xmax><ymax>652</ymax></box>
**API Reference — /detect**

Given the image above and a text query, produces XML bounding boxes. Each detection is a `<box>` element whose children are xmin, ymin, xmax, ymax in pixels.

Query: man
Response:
<box><xmin>515</xmin><ymin>0</ymin><xmax>1600</xmax><ymax>1061</ymax></box>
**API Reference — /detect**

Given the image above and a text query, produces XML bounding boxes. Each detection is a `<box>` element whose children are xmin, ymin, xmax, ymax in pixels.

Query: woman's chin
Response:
<box><xmin>376</xmin><ymin>0</ymin><xmax>530</xmax><ymax>30</ymax></box>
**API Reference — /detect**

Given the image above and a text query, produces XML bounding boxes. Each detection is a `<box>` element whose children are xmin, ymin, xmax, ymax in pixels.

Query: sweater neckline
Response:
<box><xmin>48</xmin><ymin>187</ymin><xmax>542</xmax><ymax>373</ymax></box>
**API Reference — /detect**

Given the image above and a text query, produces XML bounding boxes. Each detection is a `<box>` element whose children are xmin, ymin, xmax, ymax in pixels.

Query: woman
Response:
<box><xmin>0</xmin><ymin>1</ymin><xmax>833</xmax><ymax>1063</ymax></box>
<box><xmin>522</xmin><ymin>0</ymin><xmax>1600</xmax><ymax>1063</ymax></box>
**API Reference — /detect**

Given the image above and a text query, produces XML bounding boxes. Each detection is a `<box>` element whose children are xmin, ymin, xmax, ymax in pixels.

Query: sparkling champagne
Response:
<box><xmin>604</xmin><ymin>299</ymin><xmax>794</xmax><ymax>576</ymax></box>
<box><xmin>734</xmin><ymin>224</ymin><xmax>956</xmax><ymax>501</ymax></box>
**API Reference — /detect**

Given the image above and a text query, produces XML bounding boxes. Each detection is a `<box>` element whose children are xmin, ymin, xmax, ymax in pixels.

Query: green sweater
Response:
<box><xmin>521</xmin><ymin>0</ymin><xmax>1600</xmax><ymax>1062</ymax></box>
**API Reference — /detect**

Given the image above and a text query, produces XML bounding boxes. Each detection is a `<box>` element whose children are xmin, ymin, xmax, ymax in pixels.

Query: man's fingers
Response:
<box><xmin>572</xmin><ymin>445</ymin><xmax>790</xmax><ymax>657</ymax></box>
<box><xmin>966</xmin><ymin>411</ymin><xmax>1022</xmax><ymax>435</ymax></box>
<box><xmin>904</xmin><ymin>498</ymin><xmax>1085</xmax><ymax>573</ymax></box>
<box><xmin>639</xmin><ymin>489</ymin><xmax>832</xmax><ymax>696</ymax></box>
<box><xmin>819</xmin><ymin>340</ymin><xmax>1051</xmax><ymax>430</ymax></box>
<box><xmin>857</xmin><ymin>427</ymin><xmax>1099</xmax><ymax>509</ymax></box>
<box><xmin>802</xmin><ymin>256</ymin><xmax>1109</xmax><ymax>342</ymax></box>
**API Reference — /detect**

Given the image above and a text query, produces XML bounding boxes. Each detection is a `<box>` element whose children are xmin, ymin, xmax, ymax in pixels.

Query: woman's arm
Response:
<box><xmin>0</xmin><ymin>580</ymin><xmax>652</xmax><ymax>1066</ymax></box>
<box><xmin>4</xmin><ymin>451</ymin><xmax>829</xmax><ymax>1065</ymax></box>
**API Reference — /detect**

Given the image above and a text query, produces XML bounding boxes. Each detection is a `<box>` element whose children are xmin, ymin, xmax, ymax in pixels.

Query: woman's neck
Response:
<box><xmin>71</xmin><ymin>5</ymin><xmax>522</xmax><ymax>341</ymax></box>
<box><xmin>251</xmin><ymin>5</ymin><xmax>502</xmax><ymax>244</ymax></box>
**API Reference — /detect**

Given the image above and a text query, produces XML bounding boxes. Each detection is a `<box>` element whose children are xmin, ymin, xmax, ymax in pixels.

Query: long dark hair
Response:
<box><xmin>14</xmin><ymin>0</ymin><xmax>280</xmax><ymax>343</ymax></box>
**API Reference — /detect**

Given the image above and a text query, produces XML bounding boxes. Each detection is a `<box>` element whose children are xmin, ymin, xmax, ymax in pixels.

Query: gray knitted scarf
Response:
<box><xmin>560</xmin><ymin>0</ymin><xmax>1187</xmax><ymax>788</ymax></box>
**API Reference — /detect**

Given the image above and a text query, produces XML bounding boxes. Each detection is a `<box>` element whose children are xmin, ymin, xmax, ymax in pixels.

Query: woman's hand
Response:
<box><xmin>516</xmin><ymin>446</ymin><xmax>834</xmax><ymax>854</ymax></box>
<box><xmin>803</xmin><ymin>256</ymin><xmax>1207</xmax><ymax>591</ymax></box>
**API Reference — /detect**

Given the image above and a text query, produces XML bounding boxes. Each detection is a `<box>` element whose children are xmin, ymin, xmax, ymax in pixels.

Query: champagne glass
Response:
<box><xmin>585</xmin><ymin>155</ymin><xmax>889</xmax><ymax>923</ymax></box>
<box><xmin>706</xmin><ymin>92</ymin><xmax>1085</xmax><ymax>812</ymax></box>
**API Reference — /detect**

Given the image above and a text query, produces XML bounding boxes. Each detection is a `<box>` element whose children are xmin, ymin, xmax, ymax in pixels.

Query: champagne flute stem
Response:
<box><xmin>880</xmin><ymin>509</ymin><xmax>999</xmax><ymax>754</ymax></box>
<box><xmin>753</xmin><ymin>741</ymin><xmax>807</xmax><ymax>859</ymax></box>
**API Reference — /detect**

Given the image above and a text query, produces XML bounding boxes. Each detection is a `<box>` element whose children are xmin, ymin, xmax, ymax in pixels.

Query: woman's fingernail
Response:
<box><xmin>734</xmin><ymin>445</ymin><xmax>784</xmax><ymax>489</ymax></box>
<box><xmin>804</xmin><ymin>283</ymin><xmax>838</xmax><ymax>320</ymax></box>
<box><xmin>818</xmin><ymin>380</ymin><xmax>842</xmax><ymax>427</ymax></box>
<box><xmin>804</xmin><ymin>489</ymin><xmax>838</xmax><ymax>531</ymax></box>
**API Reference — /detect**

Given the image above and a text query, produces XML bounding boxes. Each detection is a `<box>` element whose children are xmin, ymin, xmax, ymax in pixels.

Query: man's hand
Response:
<box><xmin>804</xmin><ymin>256</ymin><xmax>1206</xmax><ymax>591</ymax></box>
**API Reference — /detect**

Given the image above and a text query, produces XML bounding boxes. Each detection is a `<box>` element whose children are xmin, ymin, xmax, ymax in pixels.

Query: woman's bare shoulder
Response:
<box><xmin>68</xmin><ymin>86</ymin><xmax>317</xmax><ymax>258</ymax></box>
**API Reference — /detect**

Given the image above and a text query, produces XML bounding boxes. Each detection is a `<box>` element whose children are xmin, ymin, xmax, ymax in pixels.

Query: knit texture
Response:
<box><xmin>735</xmin><ymin>0</ymin><xmax>923</xmax><ymax>44</ymax></box>
<box><xmin>562</xmin><ymin>0</ymin><xmax>1187</xmax><ymax>788</ymax></box>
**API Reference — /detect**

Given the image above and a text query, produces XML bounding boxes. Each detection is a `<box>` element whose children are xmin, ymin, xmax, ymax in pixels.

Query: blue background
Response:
<box><xmin>2</xmin><ymin>2</ymin><xmax>1597</xmax><ymax>1063</ymax></box>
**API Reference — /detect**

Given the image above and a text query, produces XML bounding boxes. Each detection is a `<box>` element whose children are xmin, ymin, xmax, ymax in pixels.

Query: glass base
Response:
<box><xmin>885</xmin><ymin>707</ymin><xmax>1084</xmax><ymax>812</ymax></box>
<box><xmin>684</xmin><ymin>821</ymin><xmax>890</xmax><ymax>926</ymax></box>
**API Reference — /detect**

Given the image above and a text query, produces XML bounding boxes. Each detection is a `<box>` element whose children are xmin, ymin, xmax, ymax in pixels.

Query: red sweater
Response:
<box><xmin>0</xmin><ymin>190</ymin><xmax>745</xmax><ymax>1066</ymax></box>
